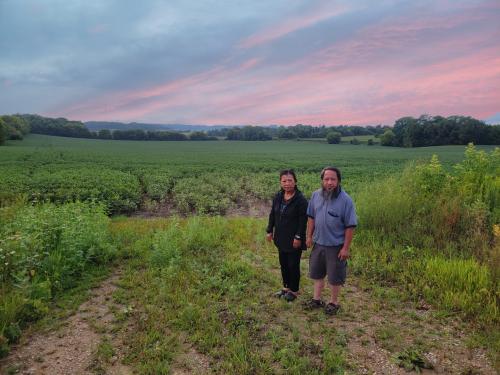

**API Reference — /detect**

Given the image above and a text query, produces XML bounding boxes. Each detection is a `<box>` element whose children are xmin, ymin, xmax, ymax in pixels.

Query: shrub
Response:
<box><xmin>0</xmin><ymin>201</ymin><xmax>116</xmax><ymax>352</ymax></box>
<box><xmin>350</xmin><ymin>138</ymin><xmax>360</xmax><ymax>145</ymax></box>
<box><xmin>380</xmin><ymin>130</ymin><xmax>395</xmax><ymax>146</ymax></box>
<box><xmin>326</xmin><ymin>131</ymin><xmax>341</xmax><ymax>144</ymax></box>
<box><xmin>354</xmin><ymin>145</ymin><xmax>500</xmax><ymax>324</ymax></box>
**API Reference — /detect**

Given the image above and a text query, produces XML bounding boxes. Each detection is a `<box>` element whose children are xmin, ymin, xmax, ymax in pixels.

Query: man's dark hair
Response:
<box><xmin>280</xmin><ymin>169</ymin><xmax>297</xmax><ymax>182</ymax></box>
<box><xmin>320</xmin><ymin>166</ymin><xmax>341</xmax><ymax>182</ymax></box>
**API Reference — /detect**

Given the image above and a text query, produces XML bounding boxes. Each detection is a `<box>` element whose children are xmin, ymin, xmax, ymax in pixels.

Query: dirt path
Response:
<box><xmin>0</xmin><ymin>272</ymin><xmax>133</xmax><ymax>375</ymax></box>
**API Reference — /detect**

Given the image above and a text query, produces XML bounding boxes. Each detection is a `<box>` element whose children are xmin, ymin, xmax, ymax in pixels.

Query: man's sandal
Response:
<box><xmin>325</xmin><ymin>303</ymin><xmax>341</xmax><ymax>315</ymax></box>
<box><xmin>303</xmin><ymin>298</ymin><xmax>325</xmax><ymax>310</ymax></box>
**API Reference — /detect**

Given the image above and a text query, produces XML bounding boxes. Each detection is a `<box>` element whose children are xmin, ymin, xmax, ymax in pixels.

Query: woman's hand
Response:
<box><xmin>292</xmin><ymin>239</ymin><xmax>301</xmax><ymax>248</ymax></box>
<box><xmin>266</xmin><ymin>233</ymin><xmax>273</xmax><ymax>242</ymax></box>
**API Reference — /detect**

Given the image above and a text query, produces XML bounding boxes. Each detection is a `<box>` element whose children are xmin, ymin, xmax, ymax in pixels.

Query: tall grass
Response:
<box><xmin>0</xmin><ymin>201</ymin><xmax>115</xmax><ymax>356</ymax></box>
<box><xmin>354</xmin><ymin>145</ymin><xmax>499</xmax><ymax>325</ymax></box>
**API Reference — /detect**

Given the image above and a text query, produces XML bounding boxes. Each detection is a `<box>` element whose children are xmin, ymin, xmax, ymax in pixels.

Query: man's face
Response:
<box><xmin>322</xmin><ymin>170</ymin><xmax>338</xmax><ymax>191</ymax></box>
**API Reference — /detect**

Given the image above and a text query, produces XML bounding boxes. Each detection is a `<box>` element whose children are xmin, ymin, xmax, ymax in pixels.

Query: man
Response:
<box><xmin>305</xmin><ymin>166</ymin><xmax>357</xmax><ymax>315</ymax></box>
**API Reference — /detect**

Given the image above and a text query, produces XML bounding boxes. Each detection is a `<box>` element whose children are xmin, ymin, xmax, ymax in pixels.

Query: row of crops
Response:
<box><xmin>0</xmin><ymin>136</ymin><xmax>411</xmax><ymax>215</ymax></box>
<box><xmin>0</xmin><ymin>166</ymin><xmax>411</xmax><ymax>215</ymax></box>
<box><xmin>1</xmin><ymin>135</ymin><xmax>484</xmax><ymax>215</ymax></box>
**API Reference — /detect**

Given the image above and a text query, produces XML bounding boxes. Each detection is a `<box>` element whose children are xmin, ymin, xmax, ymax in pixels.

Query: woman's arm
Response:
<box><xmin>266</xmin><ymin>195</ymin><xmax>276</xmax><ymax>240</ymax></box>
<box><xmin>294</xmin><ymin>197</ymin><xmax>308</xmax><ymax>247</ymax></box>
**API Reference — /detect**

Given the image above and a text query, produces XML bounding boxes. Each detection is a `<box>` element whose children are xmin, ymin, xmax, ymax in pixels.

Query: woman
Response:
<box><xmin>266</xmin><ymin>169</ymin><xmax>308</xmax><ymax>302</ymax></box>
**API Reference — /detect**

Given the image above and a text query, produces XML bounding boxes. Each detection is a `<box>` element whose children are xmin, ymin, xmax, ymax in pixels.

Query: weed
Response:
<box><xmin>393</xmin><ymin>347</ymin><xmax>433</xmax><ymax>373</ymax></box>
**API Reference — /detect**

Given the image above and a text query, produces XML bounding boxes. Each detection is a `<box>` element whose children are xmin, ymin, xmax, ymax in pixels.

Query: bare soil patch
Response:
<box><xmin>0</xmin><ymin>272</ymin><xmax>133</xmax><ymax>375</ymax></box>
<box><xmin>132</xmin><ymin>198</ymin><xmax>270</xmax><ymax>218</ymax></box>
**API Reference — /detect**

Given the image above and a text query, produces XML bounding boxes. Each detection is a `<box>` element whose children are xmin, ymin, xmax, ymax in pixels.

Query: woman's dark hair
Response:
<box><xmin>320</xmin><ymin>166</ymin><xmax>341</xmax><ymax>182</ymax></box>
<box><xmin>280</xmin><ymin>169</ymin><xmax>297</xmax><ymax>182</ymax></box>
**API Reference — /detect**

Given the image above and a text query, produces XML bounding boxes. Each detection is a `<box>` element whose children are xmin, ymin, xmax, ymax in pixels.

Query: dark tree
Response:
<box><xmin>326</xmin><ymin>131</ymin><xmax>341</xmax><ymax>144</ymax></box>
<box><xmin>98</xmin><ymin>129</ymin><xmax>112</xmax><ymax>139</ymax></box>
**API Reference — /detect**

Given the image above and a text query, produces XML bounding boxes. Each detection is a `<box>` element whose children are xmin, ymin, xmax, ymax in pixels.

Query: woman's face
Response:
<box><xmin>280</xmin><ymin>174</ymin><xmax>296</xmax><ymax>193</ymax></box>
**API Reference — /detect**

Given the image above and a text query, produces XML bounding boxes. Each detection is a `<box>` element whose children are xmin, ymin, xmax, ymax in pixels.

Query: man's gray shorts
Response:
<box><xmin>309</xmin><ymin>243</ymin><xmax>347</xmax><ymax>285</ymax></box>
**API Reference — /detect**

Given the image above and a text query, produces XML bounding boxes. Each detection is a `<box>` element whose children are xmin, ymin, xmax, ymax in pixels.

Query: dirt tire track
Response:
<box><xmin>0</xmin><ymin>272</ymin><xmax>133</xmax><ymax>375</ymax></box>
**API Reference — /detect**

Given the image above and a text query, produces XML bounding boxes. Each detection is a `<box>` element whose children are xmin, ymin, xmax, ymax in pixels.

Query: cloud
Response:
<box><xmin>1</xmin><ymin>0</ymin><xmax>499</xmax><ymax>126</ymax></box>
<box><xmin>238</xmin><ymin>2</ymin><xmax>356</xmax><ymax>49</ymax></box>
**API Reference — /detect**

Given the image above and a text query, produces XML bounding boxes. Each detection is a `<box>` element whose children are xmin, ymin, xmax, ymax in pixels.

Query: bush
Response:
<box><xmin>380</xmin><ymin>130</ymin><xmax>395</xmax><ymax>146</ymax></box>
<box><xmin>0</xmin><ymin>201</ymin><xmax>116</xmax><ymax>350</ymax></box>
<box><xmin>326</xmin><ymin>131</ymin><xmax>341</xmax><ymax>144</ymax></box>
<box><xmin>357</xmin><ymin>146</ymin><xmax>498</xmax><ymax>254</ymax></box>
<box><xmin>354</xmin><ymin>145</ymin><xmax>500</xmax><ymax>324</ymax></box>
<box><xmin>0</xmin><ymin>118</ymin><xmax>8</xmax><ymax>145</ymax></box>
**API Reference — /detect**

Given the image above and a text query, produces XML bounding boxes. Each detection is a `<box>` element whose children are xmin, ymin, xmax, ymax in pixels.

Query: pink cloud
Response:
<box><xmin>238</xmin><ymin>3</ymin><xmax>353</xmax><ymax>49</ymax></box>
<box><xmin>53</xmin><ymin>3</ymin><xmax>500</xmax><ymax>125</ymax></box>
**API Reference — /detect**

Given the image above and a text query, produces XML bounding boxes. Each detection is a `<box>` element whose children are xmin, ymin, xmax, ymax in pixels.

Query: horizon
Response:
<box><xmin>1</xmin><ymin>1</ymin><xmax>499</xmax><ymax>126</ymax></box>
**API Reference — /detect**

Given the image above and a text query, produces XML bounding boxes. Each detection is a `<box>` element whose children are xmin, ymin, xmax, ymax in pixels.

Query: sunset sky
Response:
<box><xmin>1</xmin><ymin>0</ymin><xmax>499</xmax><ymax>126</ymax></box>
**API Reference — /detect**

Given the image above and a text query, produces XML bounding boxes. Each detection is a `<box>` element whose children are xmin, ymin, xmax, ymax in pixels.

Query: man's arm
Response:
<box><xmin>338</xmin><ymin>227</ymin><xmax>354</xmax><ymax>260</ymax></box>
<box><xmin>306</xmin><ymin>217</ymin><xmax>315</xmax><ymax>248</ymax></box>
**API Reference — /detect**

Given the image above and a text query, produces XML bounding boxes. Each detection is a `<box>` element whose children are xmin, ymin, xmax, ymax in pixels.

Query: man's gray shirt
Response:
<box><xmin>307</xmin><ymin>187</ymin><xmax>357</xmax><ymax>246</ymax></box>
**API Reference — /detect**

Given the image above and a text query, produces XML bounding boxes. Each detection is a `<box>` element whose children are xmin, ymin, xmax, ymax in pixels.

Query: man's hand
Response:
<box><xmin>338</xmin><ymin>246</ymin><xmax>350</xmax><ymax>260</ymax></box>
<box><xmin>266</xmin><ymin>233</ymin><xmax>273</xmax><ymax>242</ymax></box>
<box><xmin>306</xmin><ymin>237</ymin><xmax>313</xmax><ymax>248</ymax></box>
<box><xmin>292</xmin><ymin>239</ymin><xmax>301</xmax><ymax>248</ymax></box>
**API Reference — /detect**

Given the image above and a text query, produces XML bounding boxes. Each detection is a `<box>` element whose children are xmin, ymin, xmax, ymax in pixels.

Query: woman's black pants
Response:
<box><xmin>278</xmin><ymin>250</ymin><xmax>302</xmax><ymax>292</ymax></box>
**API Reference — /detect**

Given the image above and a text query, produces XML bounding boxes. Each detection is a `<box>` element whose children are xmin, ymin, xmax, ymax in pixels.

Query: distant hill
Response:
<box><xmin>85</xmin><ymin>121</ymin><xmax>238</xmax><ymax>132</ymax></box>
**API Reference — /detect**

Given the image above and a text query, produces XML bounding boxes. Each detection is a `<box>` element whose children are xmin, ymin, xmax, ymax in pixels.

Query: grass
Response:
<box><xmin>108</xmin><ymin>217</ymin><xmax>354</xmax><ymax>374</ymax></box>
<box><xmin>0</xmin><ymin>136</ymin><xmax>498</xmax><ymax>372</ymax></box>
<box><xmin>106</xmin><ymin>214</ymin><xmax>499</xmax><ymax>373</ymax></box>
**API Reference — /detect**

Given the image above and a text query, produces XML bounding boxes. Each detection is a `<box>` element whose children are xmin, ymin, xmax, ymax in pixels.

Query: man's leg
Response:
<box><xmin>313</xmin><ymin>278</ymin><xmax>324</xmax><ymax>300</ymax></box>
<box><xmin>325</xmin><ymin>245</ymin><xmax>346</xmax><ymax>306</ymax></box>
<box><xmin>329</xmin><ymin>284</ymin><xmax>341</xmax><ymax>305</ymax></box>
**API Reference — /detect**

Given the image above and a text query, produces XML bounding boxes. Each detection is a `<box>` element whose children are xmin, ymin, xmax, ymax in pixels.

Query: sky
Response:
<box><xmin>1</xmin><ymin>0</ymin><xmax>499</xmax><ymax>126</ymax></box>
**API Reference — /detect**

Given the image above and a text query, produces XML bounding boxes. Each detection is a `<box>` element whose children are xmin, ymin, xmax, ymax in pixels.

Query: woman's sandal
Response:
<box><xmin>283</xmin><ymin>291</ymin><xmax>297</xmax><ymax>302</ymax></box>
<box><xmin>274</xmin><ymin>289</ymin><xmax>287</xmax><ymax>298</ymax></box>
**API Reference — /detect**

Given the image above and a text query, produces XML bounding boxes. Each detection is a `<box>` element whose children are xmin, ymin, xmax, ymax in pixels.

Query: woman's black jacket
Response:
<box><xmin>266</xmin><ymin>189</ymin><xmax>308</xmax><ymax>252</ymax></box>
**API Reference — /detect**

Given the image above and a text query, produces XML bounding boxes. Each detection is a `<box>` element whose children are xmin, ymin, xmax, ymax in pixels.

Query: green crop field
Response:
<box><xmin>1</xmin><ymin>134</ymin><xmax>496</xmax><ymax>214</ymax></box>
<box><xmin>0</xmin><ymin>135</ymin><xmax>498</xmax><ymax>373</ymax></box>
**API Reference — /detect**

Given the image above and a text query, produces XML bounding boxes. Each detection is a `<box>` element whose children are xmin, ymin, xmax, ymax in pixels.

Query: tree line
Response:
<box><xmin>208</xmin><ymin>123</ymin><xmax>388</xmax><ymax>140</ymax></box>
<box><xmin>380</xmin><ymin>115</ymin><xmax>500</xmax><ymax>147</ymax></box>
<box><xmin>0</xmin><ymin>114</ymin><xmax>217</xmax><ymax>144</ymax></box>
<box><xmin>1</xmin><ymin>113</ymin><xmax>498</xmax><ymax>146</ymax></box>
